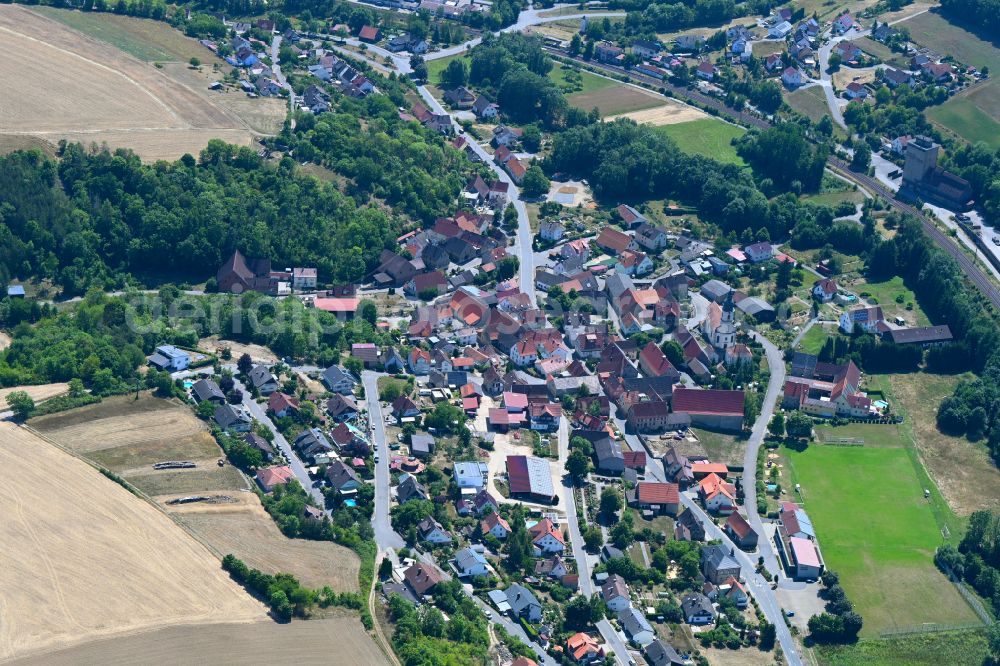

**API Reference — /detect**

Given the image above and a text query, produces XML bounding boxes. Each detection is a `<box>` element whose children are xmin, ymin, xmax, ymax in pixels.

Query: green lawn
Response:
<box><xmin>655</xmin><ymin>119</ymin><xmax>746</xmax><ymax>166</ymax></box>
<box><xmin>800</xmin><ymin>188</ymin><xmax>864</xmax><ymax>208</ymax></box>
<box><xmin>853</xmin><ymin>275</ymin><xmax>929</xmax><ymax>326</ymax></box>
<box><xmin>814</xmin><ymin>628</ymin><xmax>989</xmax><ymax>666</ymax></box>
<box><xmin>427</xmin><ymin>53</ymin><xmax>466</xmax><ymax>86</ymax></box>
<box><xmin>927</xmin><ymin>82</ymin><xmax>1000</xmax><ymax>149</ymax></box>
<box><xmin>691</xmin><ymin>427</ymin><xmax>744</xmax><ymax>466</ymax></box>
<box><xmin>549</xmin><ymin>63</ymin><xmax>618</xmax><ymax>95</ymax></box>
<box><xmin>783</xmin><ymin>439</ymin><xmax>980</xmax><ymax>636</ymax></box>
<box><xmin>785</xmin><ymin>85</ymin><xmax>832</xmax><ymax>123</ymax></box>
<box><xmin>797</xmin><ymin>323</ymin><xmax>838</xmax><ymax>355</ymax></box>
<box><xmin>32</xmin><ymin>7</ymin><xmax>203</xmax><ymax>62</ymax></box>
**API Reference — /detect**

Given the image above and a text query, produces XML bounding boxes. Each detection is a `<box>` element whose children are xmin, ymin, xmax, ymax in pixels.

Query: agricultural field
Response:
<box><xmin>0</xmin><ymin>5</ymin><xmax>283</xmax><ymax>160</ymax></box>
<box><xmin>567</xmin><ymin>84</ymin><xmax>664</xmax><ymax>117</ymax></box>
<box><xmin>782</xmin><ymin>436</ymin><xmax>979</xmax><ymax>636</ymax></box>
<box><xmin>607</xmin><ymin>100</ymin><xmax>708</xmax><ymax>126</ymax></box>
<box><xmin>872</xmin><ymin>372</ymin><xmax>1000</xmax><ymax>516</ymax></box>
<box><xmin>30</xmin><ymin>394</ymin><xmax>245</xmax><ymax>499</ymax></box>
<box><xmin>897</xmin><ymin>10</ymin><xmax>1000</xmax><ymax>74</ymax></box>
<box><xmin>896</xmin><ymin>10</ymin><xmax>1000</xmax><ymax>146</ymax></box>
<box><xmin>655</xmin><ymin>118</ymin><xmax>746</xmax><ymax>165</ymax></box>
<box><xmin>0</xmin><ymin>382</ymin><xmax>68</xmax><ymax>406</ymax></box>
<box><xmin>0</xmin><ymin>423</ymin><xmax>264</xmax><ymax>662</ymax></box>
<box><xmin>31</xmin><ymin>7</ymin><xmax>204</xmax><ymax>62</ymax></box>
<box><xmin>32</xmin><ymin>394</ymin><xmax>362</xmax><ymax>593</ymax></box>
<box><xmin>813</xmin><ymin>628</ymin><xmax>988</xmax><ymax>666</ymax></box>
<box><xmin>7</xmin><ymin>617</ymin><xmax>387</xmax><ymax>666</ymax></box>
<box><xmin>176</xmin><ymin>498</ymin><xmax>360</xmax><ymax>592</ymax></box>
<box><xmin>927</xmin><ymin>84</ymin><xmax>1000</xmax><ymax>150</ymax></box>
<box><xmin>785</xmin><ymin>85</ymin><xmax>832</xmax><ymax>123</ymax></box>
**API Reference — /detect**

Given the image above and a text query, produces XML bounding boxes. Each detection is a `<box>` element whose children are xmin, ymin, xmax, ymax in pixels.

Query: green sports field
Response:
<box><xmin>655</xmin><ymin>119</ymin><xmax>745</xmax><ymax>166</ymax></box>
<box><xmin>783</xmin><ymin>439</ymin><xmax>980</xmax><ymax>636</ymax></box>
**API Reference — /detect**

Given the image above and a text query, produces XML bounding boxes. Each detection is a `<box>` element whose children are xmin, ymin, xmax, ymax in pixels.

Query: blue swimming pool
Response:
<box><xmin>344</xmin><ymin>499</ymin><xmax>357</xmax><ymax>507</ymax></box>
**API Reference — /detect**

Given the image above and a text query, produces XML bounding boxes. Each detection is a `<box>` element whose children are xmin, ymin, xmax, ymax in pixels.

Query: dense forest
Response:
<box><xmin>545</xmin><ymin>119</ymin><xmax>843</xmax><ymax>245</ymax></box>
<box><xmin>939</xmin><ymin>0</ymin><xmax>1000</xmax><ymax>36</ymax></box>
<box><xmin>0</xmin><ymin>74</ymin><xmax>476</xmax><ymax>293</ymax></box>
<box><xmin>596</xmin><ymin>0</ymin><xmax>769</xmax><ymax>36</ymax></box>
<box><xmin>0</xmin><ymin>289</ymin><xmax>389</xmax><ymax>389</ymax></box>
<box><xmin>463</xmin><ymin>33</ymin><xmax>598</xmax><ymax>128</ymax></box>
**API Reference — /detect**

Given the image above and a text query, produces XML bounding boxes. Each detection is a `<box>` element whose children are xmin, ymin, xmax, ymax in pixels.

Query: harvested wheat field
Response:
<box><xmin>0</xmin><ymin>423</ymin><xmax>265</xmax><ymax>662</ymax></box>
<box><xmin>0</xmin><ymin>5</ymin><xmax>281</xmax><ymax>160</ymax></box>
<box><xmin>5</xmin><ymin>617</ymin><xmax>387</xmax><ymax>666</ymax></box>
<box><xmin>175</xmin><ymin>497</ymin><xmax>361</xmax><ymax>592</ymax></box>
<box><xmin>31</xmin><ymin>393</ymin><xmax>247</xmax><ymax>496</ymax></box>
<box><xmin>607</xmin><ymin>99</ymin><xmax>708</xmax><ymax>126</ymax></box>
<box><xmin>0</xmin><ymin>383</ymin><xmax>68</xmax><ymax>405</ymax></box>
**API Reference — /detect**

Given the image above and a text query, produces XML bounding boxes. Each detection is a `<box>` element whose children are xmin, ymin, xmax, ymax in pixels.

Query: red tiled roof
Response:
<box><xmin>672</xmin><ymin>387</ymin><xmax>745</xmax><ymax>416</ymax></box>
<box><xmin>596</xmin><ymin>227</ymin><xmax>633</xmax><ymax>253</ymax></box>
<box><xmin>636</xmin><ymin>481</ymin><xmax>679</xmax><ymax>505</ymax></box>
<box><xmin>726</xmin><ymin>512</ymin><xmax>753</xmax><ymax>538</ymax></box>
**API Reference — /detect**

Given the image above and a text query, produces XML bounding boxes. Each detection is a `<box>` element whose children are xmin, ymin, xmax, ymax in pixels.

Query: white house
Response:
<box><xmin>781</xmin><ymin>67</ymin><xmax>804</xmax><ymax>88</ymax></box>
<box><xmin>839</xmin><ymin>305</ymin><xmax>884</xmax><ymax>333</ymax></box>
<box><xmin>833</xmin><ymin>12</ymin><xmax>856</xmax><ymax>34</ymax></box>
<box><xmin>147</xmin><ymin>345</ymin><xmax>190</xmax><ymax>371</ymax></box>
<box><xmin>481</xmin><ymin>512</ymin><xmax>511</xmax><ymax>539</ymax></box>
<box><xmin>529</xmin><ymin>518</ymin><xmax>565</xmax><ymax>555</ymax></box>
<box><xmin>453</xmin><ymin>546</ymin><xmax>490</xmax><ymax>577</ymax></box>
<box><xmin>321</xmin><ymin>365</ymin><xmax>357</xmax><ymax>394</ymax></box>
<box><xmin>743</xmin><ymin>241</ymin><xmax>774</xmax><ymax>263</ymax></box>
<box><xmin>812</xmin><ymin>278</ymin><xmax>838</xmax><ymax>302</ymax></box>
<box><xmin>292</xmin><ymin>267</ymin><xmax>317</xmax><ymax>289</ymax></box>
<box><xmin>454</xmin><ymin>461</ymin><xmax>489</xmax><ymax>489</ymax></box>
<box><xmin>845</xmin><ymin>82</ymin><xmax>868</xmax><ymax>99</ymax></box>
<box><xmin>618</xmin><ymin>607</ymin><xmax>656</xmax><ymax>646</ymax></box>
<box><xmin>768</xmin><ymin>20</ymin><xmax>792</xmax><ymax>38</ymax></box>
<box><xmin>601</xmin><ymin>574</ymin><xmax>631</xmax><ymax>612</ymax></box>
<box><xmin>417</xmin><ymin>517</ymin><xmax>453</xmax><ymax>545</ymax></box>
<box><xmin>540</xmin><ymin>221</ymin><xmax>565</xmax><ymax>243</ymax></box>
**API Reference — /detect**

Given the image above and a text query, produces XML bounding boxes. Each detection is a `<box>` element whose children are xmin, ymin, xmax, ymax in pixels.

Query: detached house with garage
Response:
<box><xmin>529</xmin><ymin>518</ymin><xmax>565</xmax><ymax>555</ymax></box>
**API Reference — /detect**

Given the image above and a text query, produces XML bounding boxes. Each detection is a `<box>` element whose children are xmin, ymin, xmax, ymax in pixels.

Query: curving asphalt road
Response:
<box><xmin>415</xmin><ymin>86</ymin><xmax>537</xmax><ymax>304</ymax></box>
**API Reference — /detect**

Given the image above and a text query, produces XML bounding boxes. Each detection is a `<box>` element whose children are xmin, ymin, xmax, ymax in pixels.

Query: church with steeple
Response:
<box><xmin>702</xmin><ymin>290</ymin><xmax>738</xmax><ymax>353</ymax></box>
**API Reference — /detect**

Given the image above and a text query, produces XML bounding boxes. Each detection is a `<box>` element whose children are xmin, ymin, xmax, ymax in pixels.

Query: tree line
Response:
<box><xmin>939</xmin><ymin>0</ymin><xmax>1000</xmax><ymax>36</ymax></box>
<box><xmin>0</xmin><ymin>143</ymin><xmax>405</xmax><ymax>293</ymax></box>
<box><xmin>465</xmin><ymin>33</ymin><xmax>598</xmax><ymax>129</ymax></box>
<box><xmin>545</xmin><ymin>119</ymin><xmax>845</xmax><ymax>244</ymax></box>
<box><xmin>936</xmin><ymin>510</ymin><xmax>1000</xmax><ymax>617</ymax></box>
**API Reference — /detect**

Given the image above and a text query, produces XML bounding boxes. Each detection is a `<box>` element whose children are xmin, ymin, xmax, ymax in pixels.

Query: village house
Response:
<box><xmin>725</xmin><ymin>512</ymin><xmax>759</xmax><ymax>550</ymax></box>
<box><xmin>701</xmin><ymin>543</ymin><xmax>741</xmax><ymax>584</ymax></box>
<box><xmin>482</xmin><ymin>512</ymin><xmax>511</xmax><ymax>539</ymax></box>
<box><xmin>404</xmin><ymin>562</ymin><xmax>442</xmax><ymax>598</ymax></box>
<box><xmin>698</xmin><ymin>473</ymin><xmax>738</xmax><ymax>514</ymax></box>
<box><xmin>417</xmin><ymin>517</ymin><xmax>453</xmax><ymax>545</ymax></box>
<box><xmin>682</xmin><ymin>593</ymin><xmax>716</xmax><ymax>625</ymax></box>
<box><xmin>267</xmin><ymin>392</ymin><xmax>299</xmax><ymax>418</ymax></box>
<box><xmin>321</xmin><ymin>364</ymin><xmax>357</xmax><ymax>394</ymax></box>
<box><xmin>191</xmin><ymin>378</ymin><xmax>225</xmax><ymax>404</ymax></box>
<box><xmin>839</xmin><ymin>305</ymin><xmax>884</xmax><ymax>333</ymax></box>
<box><xmin>566</xmin><ymin>632</ymin><xmax>604</xmax><ymax>664</ymax></box>
<box><xmin>256</xmin><ymin>465</ymin><xmax>295</xmax><ymax>493</ymax></box>
<box><xmin>628</xmin><ymin>481</ymin><xmax>680</xmax><ymax>516</ymax></box>
<box><xmin>601</xmin><ymin>574</ymin><xmax>631</xmax><ymax>612</ymax></box>
<box><xmin>812</xmin><ymin>278</ymin><xmax>838</xmax><ymax>302</ymax></box>
<box><xmin>453</xmin><ymin>546</ymin><xmax>490</xmax><ymax>577</ymax></box>
<box><xmin>529</xmin><ymin>517</ymin><xmax>565</xmax><ymax>554</ymax></box>
<box><xmin>247</xmin><ymin>365</ymin><xmax>278</xmax><ymax>395</ymax></box>
<box><xmin>214</xmin><ymin>403</ymin><xmax>251</xmax><ymax>432</ymax></box>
